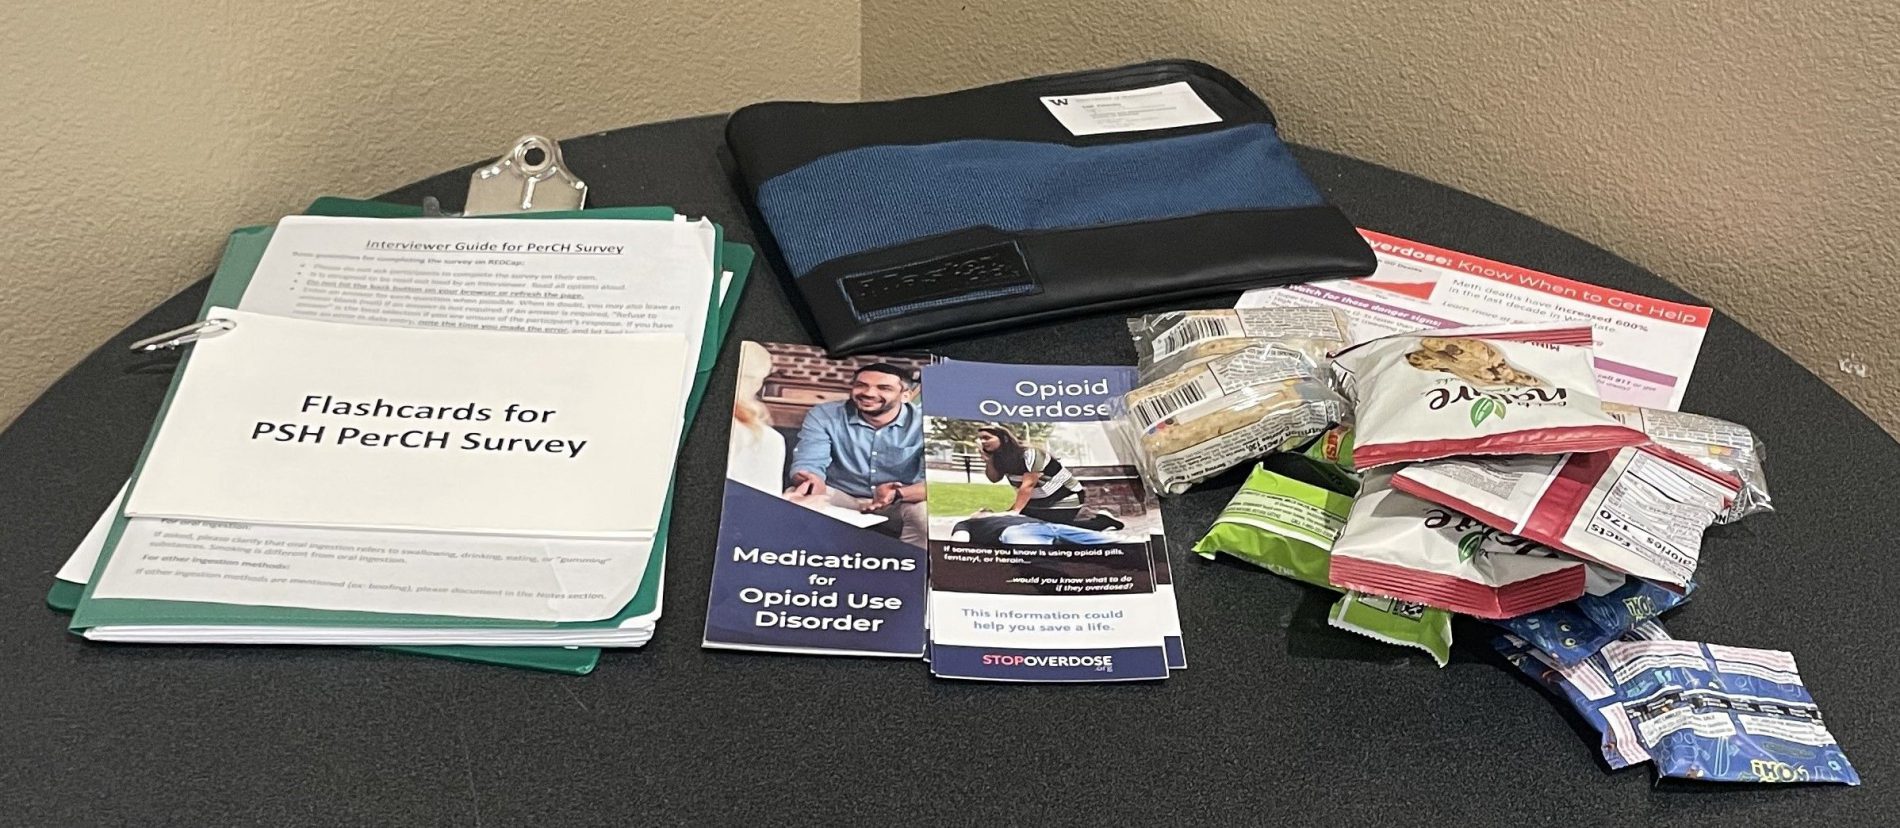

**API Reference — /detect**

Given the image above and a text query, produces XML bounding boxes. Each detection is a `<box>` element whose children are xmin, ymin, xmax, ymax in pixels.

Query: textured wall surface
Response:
<box><xmin>863</xmin><ymin>0</ymin><xmax>1900</xmax><ymax>434</ymax></box>
<box><xmin>10</xmin><ymin>1</ymin><xmax>1897</xmax><ymax>435</ymax></box>
<box><xmin>0</xmin><ymin>0</ymin><xmax>859</xmax><ymax>427</ymax></box>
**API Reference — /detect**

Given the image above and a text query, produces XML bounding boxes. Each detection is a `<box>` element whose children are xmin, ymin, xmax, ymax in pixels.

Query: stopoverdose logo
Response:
<box><xmin>981</xmin><ymin>653</ymin><xmax>1115</xmax><ymax>673</ymax></box>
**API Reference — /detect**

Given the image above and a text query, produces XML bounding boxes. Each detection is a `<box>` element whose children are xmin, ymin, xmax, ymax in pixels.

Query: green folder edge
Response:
<box><xmin>52</xmin><ymin>197</ymin><xmax>752</xmax><ymax>675</ymax></box>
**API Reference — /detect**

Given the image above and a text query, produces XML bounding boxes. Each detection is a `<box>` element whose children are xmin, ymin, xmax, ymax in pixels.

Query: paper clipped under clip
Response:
<box><xmin>460</xmin><ymin>134</ymin><xmax>588</xmax><ymax>216</ymax></box>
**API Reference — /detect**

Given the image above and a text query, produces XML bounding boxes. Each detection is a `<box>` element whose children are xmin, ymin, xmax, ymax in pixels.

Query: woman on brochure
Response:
<box><xmin>976</xmin><ymin>425</ymin><xmax>1123</xmax><ymax>531</ymax></box>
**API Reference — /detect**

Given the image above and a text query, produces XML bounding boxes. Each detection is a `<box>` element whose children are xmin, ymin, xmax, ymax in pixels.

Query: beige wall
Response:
<box><xmin>7</xmin><ymin>1</ymin><xmax>1897</xmax><ymax>435</ymax></box>
<box><xmin>863</xmin><ymin>0</ymin><xmax>1900</xmax><ymax>434</ymax></box>
<box><xmin>0</xmin><ymin>0</ymin><xmax>859</xmax><ymax>428</ymax></box>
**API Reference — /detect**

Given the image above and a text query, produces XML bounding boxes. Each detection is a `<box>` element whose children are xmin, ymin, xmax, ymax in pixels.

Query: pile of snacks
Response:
<box><xmin>1136</xmin><ymin>313</ymin><xmax>1857</xmax><ymax>785</ymax></box>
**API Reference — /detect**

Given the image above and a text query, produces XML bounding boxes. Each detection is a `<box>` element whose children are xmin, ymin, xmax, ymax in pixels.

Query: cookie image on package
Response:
<box><xmin>1404</xmin><ymin>337</ymin><xmax>1545</xmax><ymax>387</ymax></box>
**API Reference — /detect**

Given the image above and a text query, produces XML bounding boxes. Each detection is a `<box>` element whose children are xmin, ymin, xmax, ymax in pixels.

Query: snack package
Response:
<box><xmin>1194</xmin><ymin>465</ymin><xmax>1451</xmax><ymax>665</ymax></box>
<box><xmin>1602</xmin><ymin>403</ymin><xmax>1772</xmax><ymax>523</ymax></box>
<box><xmin>1391</xmin><ymin>444</ymin><xmax>1741</xmax><ymax>588</ymax></box>
<box><xmin>1127</xmin><ymin>307</ymin><xmax>1350</xmax><ymax>382</ymax></box>
<box><xmin>1301</xmin><ymin>424</ymin><xmax>1355</xmax><ymax>469</ymax></box>
<box><xmin>1330</xmin><ymin>324</ymin><xmax>1647</xmax><ymax>469</ymax></box>
<box><xmin>1194</xmin><ymin>464</ymin><xmax>1353</xmax><ymax>585</ymax></box>
<box><xmin>1495</xmin><ymin>571</ymin><xmax>1690</xmax><ymax>666</ymax></box>
<box><xmin>1329</xmin><ymin>592</ymin><xmax>1453</xmax><ymax>667</ymax></box>
<box><xmin>1116</xmin><ymin>343</ymin><xmax>1349</xmax><ymax>495</ymax></box>
<box><xmin>1603</xmin><ymin>638</ymin><xmax>1860</xmax><ymax>784</ymax></box>
<box><xmin>1495</xmin><ymin>620</ymin><xmax>1672</xmax><ymax>770</ymax></box>
<box><xmin>1328</xmin><ymin>472</ymin><xmax>1587</xmax><ymax>619</ymax></box>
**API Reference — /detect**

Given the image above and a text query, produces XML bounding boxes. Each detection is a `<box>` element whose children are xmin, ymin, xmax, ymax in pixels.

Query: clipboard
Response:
<box><xmin>50</xmin><ymin>136</ymin><xmax>755</xmax><ymax>674</ymax></box>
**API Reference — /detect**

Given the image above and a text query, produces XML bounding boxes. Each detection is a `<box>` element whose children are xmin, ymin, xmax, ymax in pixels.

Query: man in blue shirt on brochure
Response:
<box><xmin>786</xmin><ymin>362</ymin><xmax>927</xmax><ymax>547</ymax></box>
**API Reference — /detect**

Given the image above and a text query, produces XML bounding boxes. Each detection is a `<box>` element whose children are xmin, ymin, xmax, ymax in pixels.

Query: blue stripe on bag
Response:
<box><xmin>756</xmin><ymin>122</ymin><xmax>1325</xmax><ymax>278</ymax></box>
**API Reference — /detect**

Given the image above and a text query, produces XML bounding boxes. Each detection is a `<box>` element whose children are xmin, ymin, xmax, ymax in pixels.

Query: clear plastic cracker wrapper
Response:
<box><xmin>1391</xmin><ymin>444</ymin><xmax>1741</xmax><ymax>588</ymax></box>
<box><xmin>1115</xmin><ymin>343</ymin><xmax>1348</xmax><ymax>495</ymax></box>
<box><xmin>1194</xmin><ymin>465</ymin><xmax>1452</xmax><ymax>665</ymax></box>
<box><xmin>1603</xmin><ymin>637</ymin><xmax>1860</xmax><ymax>784</ymax></box>
<box><xmin>1494</xmin><ymin>569</ymin><xmax>1690</xmax><ymax>666</ymax></box>
<box><xmin>1327</xmin><ymin>471</ymin><xmax>1587</xmax><ymax>619</ymax></box>
<box><xmin>1494</xmin><ymin>620</ymin><xmax>1674</xmax><ymax>770</ymax></box>
<box><xmin>1330</xmin><ymin>323</ymin><xmax>1646</xmax><ymax>469</ymax></box>
<box><xmin>1127</xmin><ymin>306</ymin><xmax>1350</xmax><ymax>382</ymax></box>
<box><xmin>1603</xmin><ymin>402</ymin><xmax>1772</xmax><ymax>523</ymax></box>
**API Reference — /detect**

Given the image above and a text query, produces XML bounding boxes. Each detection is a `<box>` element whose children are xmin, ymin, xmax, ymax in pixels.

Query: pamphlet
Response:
<box><xmin>1240</xmin><ymin>229</ymin><xmax>1711</xmax><ymax>410</ymax></box>
<box><xmin>922</xmin><ymin>360</ymin><xmax>1173</xmax><ymax>682</ymax></box>
<box><xmin>702</xmin><ymin>343</ymin><xmax>932</xmax><ymax>657</ymax></box>
<box><xmin>1153</xmin><ymin>540</ymin><xmax>1187</xmax><ymax>669</ymax></box>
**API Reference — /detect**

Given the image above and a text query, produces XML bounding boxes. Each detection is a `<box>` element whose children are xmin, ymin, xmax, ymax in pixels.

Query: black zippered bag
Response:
<box><xmin>726</xmin><ymin>59</ymin><xmax>1375</xmax><ymax>355</ymax></box>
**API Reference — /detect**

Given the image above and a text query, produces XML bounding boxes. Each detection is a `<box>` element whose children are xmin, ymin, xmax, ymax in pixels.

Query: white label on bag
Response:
<box><xmin>1040</xmin><ymin>82</ymin><xmax>1222</xmax><ymax>136</ymax></box>
<box><xmin>1581</xmin><ymin>452</ymin><xmax>1720</xmax><ymax>581</ymax></box>
<box><xmin>1147</xmin><ymin>308</ymin><xmax>1347</xmax><ymax>363</ymax></box>
<box><xmin>1210</xmin><ymin>486</ymin><xmax>1346</xmax><ymax>550</ymax></box>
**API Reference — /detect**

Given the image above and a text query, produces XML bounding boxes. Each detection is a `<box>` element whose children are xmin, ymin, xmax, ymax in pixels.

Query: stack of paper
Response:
<box><xmin>49</xmin><ymin>199</ymin><xmax>753</xmax><ymax>672</ymax></box>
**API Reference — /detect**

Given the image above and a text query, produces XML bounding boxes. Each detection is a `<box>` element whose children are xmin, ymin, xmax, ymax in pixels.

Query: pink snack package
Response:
<box><xmin>1327</xmin><ymin>471</ymin><xmax>1587</xmax><ymax>619</ymax></box>
<box><xmin>1330</xmin><ymin>324</ymin><xmax>1647</xmax><ymax>470</ymax></box>
<box><xmin>1391</xmin><ymin>443</ymin><xmax>1741</xmax><ymax>588</ymax></box>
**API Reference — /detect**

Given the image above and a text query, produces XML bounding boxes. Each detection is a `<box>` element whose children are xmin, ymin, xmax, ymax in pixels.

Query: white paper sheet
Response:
<box><xmin>1240</xmin><ymin>229</ymin><xmax>1711</xmax><ymax>410</ymax></box>
<box><xmin>57</xmin><ymin>483</ymin><xmax>125</xmax><ymax>583</ymax></box>
<box><xmin>240</xmin><ymin>215</ymin><xmax>717</xmax><ymax>401</ymax></box>
<box><xmin>90</xmin><ymin>517</ymin><xmax>652</xmax><ymax>622</ymax></box>
<box><xmin>123</xmin><ymin>308</ymin><xmax>685</xmax><ymax>538</ymax></box>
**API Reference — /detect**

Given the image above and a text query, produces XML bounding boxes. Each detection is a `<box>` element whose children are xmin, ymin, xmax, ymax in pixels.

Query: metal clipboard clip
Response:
<box><xmin>134</xmin><ymin>135</ymin><xmax>587</xmax><ymax>354</ymax></box>
<box><xmin>440</xmin><ymin>134</ymin><xmax>588</xmax><ymax>216</ymax></box>
<box><xmin>130</xmin><ymin>317</ymin><xmax>236</xmax><ymax>353</ymax></box>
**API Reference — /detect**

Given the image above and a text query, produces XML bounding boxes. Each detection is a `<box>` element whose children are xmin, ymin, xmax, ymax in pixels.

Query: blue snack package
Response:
<box><xmin>1603</xmin><ymin>638</ymin><xmax>1860</xmax><ymax>785</ymax></box>
<box><xmin>1495</xmin><ymin>621</ymin><xmax>1667</xmax><ymax>770</ymax></box>
<box><xmin>1495</xmin><ymin>573</ymin><xmax>1690</xmax><ymax>666</ymax></box>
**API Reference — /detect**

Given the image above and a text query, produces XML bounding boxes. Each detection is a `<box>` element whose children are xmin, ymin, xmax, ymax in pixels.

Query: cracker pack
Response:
<box><xmin>1127</xmin><ymin>307</ymin><xmax>1350</xmax><ymax>382</ymax></box>
<box><xmin>1116</xmin><ymin>342</ymin><xmax>1348</xmax><ymax>495</ymax></box>
<box><xmin>1330</xmin><ymin>324</ymin><xmax>1646</xmax><ymax>469</ymax></box>
<box><xmin>1494</xmin><ymin>573</ymin><xmax>1690</xmax><ymax>666</ymax></box>
<box><xmin>1495</xmin><ymin>620</ymin><xmax>1674</xmax><ymax>770</ymax></box>
<box><xmin>1604</xmin><ymin>637</ymin><xmax>1860</xmax><ymax>784</ymax></box>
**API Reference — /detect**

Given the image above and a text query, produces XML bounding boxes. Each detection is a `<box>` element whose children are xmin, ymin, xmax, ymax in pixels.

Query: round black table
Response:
<box><xmin>6</xmin><ymin>116</ymin><xmax>1895</xmax><ymax>826</ymax></box>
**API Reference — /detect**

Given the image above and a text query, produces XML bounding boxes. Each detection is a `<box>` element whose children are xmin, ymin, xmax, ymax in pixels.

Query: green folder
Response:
<box><xmin>57</xmin><ymin>198</ymin><xmax>751</xmax><ymax>674</ymax></box>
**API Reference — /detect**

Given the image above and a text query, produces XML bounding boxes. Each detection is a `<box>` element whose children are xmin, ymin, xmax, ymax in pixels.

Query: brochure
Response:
<box><xmin>1240</xmin><ymin>229</ymin><xmax>1711</xmax><ymax>410</ymax></box>
<box><xmin>702</xmin><ymin>343</ymin><xmax>932</xmax><ymax>657</ymax></box>
<box><xmin>921</xmin><ymin>360</ymin><xmax>1174</xmax><ymax>682</ymax></box>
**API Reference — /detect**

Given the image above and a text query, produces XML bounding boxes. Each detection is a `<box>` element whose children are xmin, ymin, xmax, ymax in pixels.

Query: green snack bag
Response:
<box><xmin>1193</xmin><ymin>465</ymin><xmax>1351</xmax><ymax>588</ymax></box>
<box><xmin>1195</xmin><ymin>464</ymin><xmax>1455</xmax><ymax>666</ymax></box>
<box><xmin>1303</xmin><ymin>425</ymin><xmax>1354</xmax><ymax>466</ymax></box>
<box><xmin>1328</xmin><ymin>592</ymin><xmax>1453</xmax><ymax>667</ymax></box>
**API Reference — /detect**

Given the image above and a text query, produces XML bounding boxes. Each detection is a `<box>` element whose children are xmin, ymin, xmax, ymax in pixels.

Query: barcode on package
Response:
<box><xmin>1131</xmin><ymin>373</ymin><xmax>1218</xmax><ymax>431</ymax></box>
<box><xmin>1147</xmin><ymin>308</ymin><xmax>1346</xmax><ymax>364</ymax></box>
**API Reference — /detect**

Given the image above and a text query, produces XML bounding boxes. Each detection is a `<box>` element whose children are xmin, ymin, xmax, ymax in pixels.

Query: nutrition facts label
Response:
<box><xmin>1584</xmin><ymin>452</ymin><xmax>1727</xmax><ymax>583</ymax></box>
